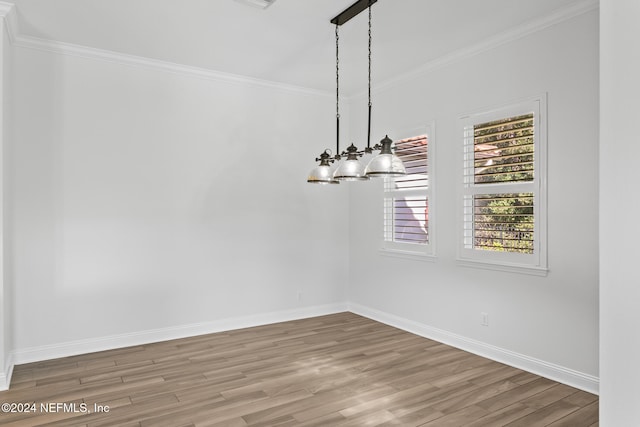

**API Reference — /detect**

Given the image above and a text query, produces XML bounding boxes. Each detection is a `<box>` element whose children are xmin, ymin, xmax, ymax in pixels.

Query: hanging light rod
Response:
<box><xmin>330</xmin><ymin>0</ymin><xmax>378</xmax><ymax>26</ymax></box>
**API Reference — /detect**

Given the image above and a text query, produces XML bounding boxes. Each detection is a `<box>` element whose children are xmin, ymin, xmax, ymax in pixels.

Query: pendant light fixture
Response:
<box><xmin>332</xmin><ymin>20</ymin><xmax>368</xmax><ymax>182</ymax></box>
<box><xmin>307</xmin><ymin>24</ymin><xmax>341</xmax><ymax>184</ymax></box>
<box><xmin>364</xmin><ymin>135</ymin><xmax>407</xmax><ymax>176</ymax></box>
<box><xmin>307</xmin><ymin>0</ymin><xmax>405</xmax><ymax>184</ymax></box>
<box><xmin>333</xmin><ymin>143</ymin><xmax>369</xmax><ymax>180</ymax></box>
<box><xmin>307</xmin><ymin>149</ymin><xmax>339</xmax><ymax>184</ymax></box>
<box><xmin>362</xmin><ymin>3</ymin><xmax>406</xmax><ymax>177</ymax></box>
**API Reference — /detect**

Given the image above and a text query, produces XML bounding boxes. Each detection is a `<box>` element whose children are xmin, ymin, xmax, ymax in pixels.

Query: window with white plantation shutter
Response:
<box><xmin>382</xmin><ymin>128</ymin><xmax>435</xmax><ymax>258</ymax></box>
<box><xmin>459</xmin><ymin>97</ymin><xmax>547</xmax><ymax>274</ymax></box>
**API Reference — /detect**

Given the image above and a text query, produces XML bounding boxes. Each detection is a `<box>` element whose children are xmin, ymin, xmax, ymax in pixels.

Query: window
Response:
<box><xmin>458</xmin><ymin>97</ymin><xmax>547</xmax><ymax>275</ymax></box>
<box><xmin>382</xmin><ymin>126</ymin><xmax>435</xmax><ymax>259</ymax></box>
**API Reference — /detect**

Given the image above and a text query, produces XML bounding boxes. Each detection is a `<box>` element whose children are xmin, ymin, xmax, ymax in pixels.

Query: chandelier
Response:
<box><xmin>307</xmin><ymin>0</ymin><xmax>406</xmax><ymax>184</ymax></box>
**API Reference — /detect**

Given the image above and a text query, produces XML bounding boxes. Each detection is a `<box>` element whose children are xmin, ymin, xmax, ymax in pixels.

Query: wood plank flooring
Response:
<box><xmin>0</xmin><ymin>312</ymin><xmax>598</xmax><ymax>426</ymax></box>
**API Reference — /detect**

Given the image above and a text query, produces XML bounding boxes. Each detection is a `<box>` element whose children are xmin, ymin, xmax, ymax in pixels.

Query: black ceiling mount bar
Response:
<box><xmin>330</xmin><ymin>0</ymin><xmax>377</xmax><ymax>26</ymax></box>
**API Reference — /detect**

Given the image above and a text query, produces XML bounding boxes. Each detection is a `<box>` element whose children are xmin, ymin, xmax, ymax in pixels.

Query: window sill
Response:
<box><xmin>379</xmin><ymin>247</ymin><xmax>437</xmax><ymax>262</ymax></box>
<box><xmin>456</xmin><ymin>258</ymin><xmax>548</xmax><ymax>276</ymax></box>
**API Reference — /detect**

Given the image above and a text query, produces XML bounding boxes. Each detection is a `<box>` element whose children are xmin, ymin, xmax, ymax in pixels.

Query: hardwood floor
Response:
<box><xmin>0</xmin><ymin>312</ymin><xmax>598</xmax><ymax>426</ymax></box>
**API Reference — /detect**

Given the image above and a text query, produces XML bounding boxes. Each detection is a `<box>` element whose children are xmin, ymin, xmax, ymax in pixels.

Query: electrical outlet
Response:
<box><xmin>481</xmin><ymin>312</ymin><xmax>489</xmax><ymax>326</ymax></box>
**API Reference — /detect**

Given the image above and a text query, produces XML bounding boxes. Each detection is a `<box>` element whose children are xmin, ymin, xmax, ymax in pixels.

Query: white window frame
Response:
<box><xmin>380</xmin><ymin>123</ymin><xmax>436</xmax><ymax>261</ymax></box>
<box><xmin>457</xmin><ymin>96</ymin><xmax>548</xmax><ymax>275</ymax></box>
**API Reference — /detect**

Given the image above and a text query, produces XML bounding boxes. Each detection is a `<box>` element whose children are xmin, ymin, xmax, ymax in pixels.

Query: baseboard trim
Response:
<box><xmin>8</xmin><ymin>302</ymin><xmax>599</xmax><ymax>395</ymax></box>
<box><xmin>0</xmin><ymin>353</ymin><xmax>15</xmax><ymax>391</ymax></box>
<box><xmin>12</xmin><ymin>303</ymin><xmax>348</xmax><ymax>367</ymax></box>
<box><xmin>348</xmin><ymin>303</ymin><xmax>599</xmax><ymax>395</ymax></box>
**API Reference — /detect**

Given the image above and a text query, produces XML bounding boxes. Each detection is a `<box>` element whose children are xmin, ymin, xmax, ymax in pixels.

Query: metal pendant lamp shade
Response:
<box><xmin>307</xmin><ymin>151</ymin><xmax>339</xmax><ymax>184</ymax></box>
<box><xmin>365</xmin><ymin>135</ymin><xmax>407</xmax><ymax>177</ymax></box>
<box><xmin>333</xmin><ymin>144</ymin><xmax>369</xmax><ymax>181</ymax></box>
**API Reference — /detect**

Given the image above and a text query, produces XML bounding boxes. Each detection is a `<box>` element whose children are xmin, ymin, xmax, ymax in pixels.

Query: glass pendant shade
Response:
<box><xmin>307</xmin><ymin>151</ymin><xmax>339</xmax><ymax>184</ymax></box>
<box><xmin>365</xmin><ymin>135</ymin><xmax>407</xmax><ymax>177</ymax></box>
<box><xmin>307</xmin><ymin>165</ymin><xmax>339</xmax><ymax>184</ymax></box>
<box><xmin>333</xmin><ymin>159</ymin><xmax>368</xmax><ymax>181</ymax></box>
<box><xmin>333</xmin><ymin>144</ymin><xmax>370</xmax><ymax>181</ymax></box>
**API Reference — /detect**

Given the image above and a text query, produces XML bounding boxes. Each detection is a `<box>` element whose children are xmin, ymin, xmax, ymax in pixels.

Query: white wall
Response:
<box><xmin>10</xmin><ymin>46</ymin><xmax>349</xmax><ymax>359</ymax></box>
<box><xmin>0</xmin><ymin>9</ymin><xmax>15</xmax><ymax>389</ymax></box>
<box><xmin>3</xmin><ymin>3</ymin><xmax>604</xmax><ymax>400</ymax></box>
<box><xmin>0</xmin><ymin>14</ymin><xmax>7</xmax><ymax>388</ymax></box>
<box><xmin>348</xmin><ymin>11</ymin><xmax>599</xmax><ymax>389</ymax></box>
<box><xmin>600</xmin><ymin>1</ymin><xmax>640</xmax><ymax>424</ymax></box>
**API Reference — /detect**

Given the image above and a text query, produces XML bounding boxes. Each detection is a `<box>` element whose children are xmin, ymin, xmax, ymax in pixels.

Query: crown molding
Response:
<box><xmin>0</xmin><ymin>0</ymin><xmax>598</xmax><ymax>99</ymax></box>
<box><xmin>0</xmin><ymin>1</ymin><xmax>17</xmax><ymax>43</ymax></box>
<box><xmin>0</xmin><ymin>1</ymin><xmax>14</xmax><ymax>16</ymax></box>
<box><xmin>11</xmin><ymin>34</ymin><xmax>334</xmax><ymax>97</ymax></box>
<box><xmin>355</xmin><ymin>0</ymin><xmax>600</xmax><ymax>98</ymax></box>
<box><xmin>0</xmin><ymin>0</ymin><xmax>331</xmax><ymax>99</ymax></box>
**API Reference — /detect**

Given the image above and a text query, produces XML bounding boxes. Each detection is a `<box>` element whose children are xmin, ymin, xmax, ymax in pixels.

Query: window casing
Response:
<box><xmin>458</xmin><ymin>97</ymin><xmax>547</xmax><ymax>274</ymax></box>
<box><xmin>382</xmin><ymin>126</ymin><xmax>435</xmax><ymax>259</ymax></box>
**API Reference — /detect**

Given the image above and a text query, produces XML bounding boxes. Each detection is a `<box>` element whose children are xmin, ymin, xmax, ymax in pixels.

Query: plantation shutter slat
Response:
<box><xmin>474</xmin><ymin>114</ymin><xmax>534</xmax><ymax>185</ymax></box>
<box><xmin>384</xmin><ymin>135</ymin><xmax>429</xmax><ymax>245</ymax></box>
<box><xmin>391</xmin><ymin>135</ymin><xmax>428</xmax><ymax>191</ymax></box>
<box><xmin>467</xmin><ymin>193</ymin><xmax>535</xmax><ymax>253</ymax></box>
<box><xmin>389</xmin><ymin>194</ymin><xmax>429</xmax><ymax>244</ymax></box>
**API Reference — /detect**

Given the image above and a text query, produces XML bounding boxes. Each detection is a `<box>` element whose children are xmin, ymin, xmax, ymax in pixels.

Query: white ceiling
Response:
<box><xmin>11</xmin><ymin>0</ymin><xmax>590</xmax><ymax>95</ymax></box>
